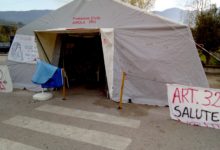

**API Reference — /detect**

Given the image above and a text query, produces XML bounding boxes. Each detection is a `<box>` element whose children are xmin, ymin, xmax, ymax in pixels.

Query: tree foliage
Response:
<box><xmin>192</xmin><ymin>4</ymin><xmax>220</xmax><ymax>64</ymax></box>
<box><xmin>121</xmin><ymin>0</ymin><xmax>155</xmax><ymax>10</ymax></box>
<box><xmin>0</xmin><ymin>25</ymin><xmax>17</xmax><ymax>42</ymax></box>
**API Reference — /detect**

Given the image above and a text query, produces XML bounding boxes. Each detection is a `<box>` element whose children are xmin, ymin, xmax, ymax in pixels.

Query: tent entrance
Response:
<box><xmin>58</xmin><ymin>31</ymin><xmax>107</xmax><ymax>92</ymax></box>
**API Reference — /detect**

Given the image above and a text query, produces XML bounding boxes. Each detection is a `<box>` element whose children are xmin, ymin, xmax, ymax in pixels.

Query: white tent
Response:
<box><xmin>7</xmin><ymin>0</ymin><xmax>209</xmax><ymax>106</ymax></box>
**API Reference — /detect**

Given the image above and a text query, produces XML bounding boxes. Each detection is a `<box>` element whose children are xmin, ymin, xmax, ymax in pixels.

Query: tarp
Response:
<box><xmin>7</xmin><ymin>0</ymin><xmax>209</xmax><ymax>105</ymax></box>
<box><xmin>32</xmin><ymin>60</ymin><xmax>63</xmax><ymax>88</ymax></box>
<box><xmin>41</xmin><ymin>68</ymin><xmax>63</xmax><ymax>88</ymax></box>
<box><xmin>32</xmin><ymin>60</ymin><xmax>57</xmax><ymax>84</ymax></box>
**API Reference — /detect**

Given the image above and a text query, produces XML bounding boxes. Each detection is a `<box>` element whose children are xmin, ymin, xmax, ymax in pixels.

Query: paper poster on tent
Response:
<box><xmin>167</xmin><ymin>84</ymin><xmax>220</xmax><ymax>129</ymax></box>
<box><xmin>0</xmin><ymin>65</ymin><xmax>13</xmax><ymax>93</ymax></box>
<box><xmin>8</xmin><ymin>34</ymin><xmax>39</xmax><ymax>64</ymax></box>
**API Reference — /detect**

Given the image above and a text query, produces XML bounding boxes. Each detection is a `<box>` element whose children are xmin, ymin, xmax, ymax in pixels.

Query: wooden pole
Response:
<box><xmin>62</xmin><ymin>68</ymin><xmax>66</xmax><ymax>100</ymax></box>
<box><xmin>118</xmin><ymin>72</ymin><xmax>126</xmax><ymax>109</ymax></box>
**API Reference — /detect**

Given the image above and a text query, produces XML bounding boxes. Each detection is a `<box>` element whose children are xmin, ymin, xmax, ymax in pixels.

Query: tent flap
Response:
<box><xmin>100</xmin><ymin>28</ymin><xmax>114</xmax><ymax>98</ymax></box>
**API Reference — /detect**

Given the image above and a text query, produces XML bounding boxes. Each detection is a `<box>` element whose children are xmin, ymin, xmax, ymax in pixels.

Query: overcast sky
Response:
<box><xmin>0</xmin><ymin>0</ymin><xmax>219</xmax><ymax>11</ymax></box>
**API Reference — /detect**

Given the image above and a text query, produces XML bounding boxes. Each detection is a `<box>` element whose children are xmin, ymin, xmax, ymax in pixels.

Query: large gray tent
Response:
<box><xmin>7</xmin><ymin>0</ymin><xmax>209</xmax><ymax>106</ymax></box>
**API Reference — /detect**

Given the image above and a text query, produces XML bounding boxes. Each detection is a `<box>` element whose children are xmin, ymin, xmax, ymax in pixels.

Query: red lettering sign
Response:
<box><xmin>72</xmin><ymin>16</ymin><xmax>101</xmax><ymax>25</ymax></box>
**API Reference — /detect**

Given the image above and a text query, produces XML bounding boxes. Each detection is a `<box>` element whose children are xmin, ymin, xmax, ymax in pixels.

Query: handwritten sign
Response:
<box><xmin>167</xmin><ymin>84</ymin><xmax>220</xmax><ymax>129</ymax></box>
<box><xmin>8</xmin><ymin>34</ymin><xmax>39</xmax><ymax>64</ymax></box>
<box><xmin>0</xmin><ymin>65</ymin><xmax>13</xmax><ymax>93</ymax></box>
<box><xmin>72</xmin><ymin>16</ymin><xmax>101</xmax><ymax>25</ymax></box>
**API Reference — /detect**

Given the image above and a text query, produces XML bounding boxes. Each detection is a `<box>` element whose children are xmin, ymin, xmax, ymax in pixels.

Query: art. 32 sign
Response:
<box><xmin>167</xmin><ymin>84</ymin><xmax>220</xmax><ymax>129</ymax></box>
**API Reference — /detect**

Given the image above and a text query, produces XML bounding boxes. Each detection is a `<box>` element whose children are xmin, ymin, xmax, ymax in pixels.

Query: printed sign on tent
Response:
<box><xmin>8</xmin><ymin>34</ymin><xmax>39</xmax><ymax>64</ymax></box>
<box><xmin>167</xmin><ymin>84</ymin><xmax>220</xmax><ymax>129</ymax></box>
<box><xmin>0</xmin><ymin>65</ymin><xmax>13</xmax><ymax>93</ymax></box>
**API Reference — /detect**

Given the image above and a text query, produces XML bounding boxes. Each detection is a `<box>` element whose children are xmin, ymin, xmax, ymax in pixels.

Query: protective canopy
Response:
<box><xmin>7</xmin><ymin>0</ymin><xmax>209</xmax><ymax>106</ymax></box>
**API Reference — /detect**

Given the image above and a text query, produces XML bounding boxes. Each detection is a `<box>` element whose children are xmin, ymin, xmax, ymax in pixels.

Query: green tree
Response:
<box><xmin>0</xmin><ymin>25</ymin><xmax>17</xmax><ymax>42</ymax></box>
<box><xmin>192</xmin><ymin>4</ymin><xmax>220</xmax><ymax>65</ymax></box>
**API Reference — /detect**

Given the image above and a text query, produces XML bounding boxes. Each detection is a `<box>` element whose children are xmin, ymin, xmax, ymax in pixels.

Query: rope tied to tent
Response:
<box><xmin>195</xmin><ymin>43</ymin><xmax>220</xmax><ymax>62</ymax></box>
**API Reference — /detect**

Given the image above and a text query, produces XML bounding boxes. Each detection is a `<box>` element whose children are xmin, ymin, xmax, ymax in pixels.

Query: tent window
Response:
<box><xmin>58</xmin><ymin>32</ymin><xmax>107</xmax><ymax>92</ymax></box>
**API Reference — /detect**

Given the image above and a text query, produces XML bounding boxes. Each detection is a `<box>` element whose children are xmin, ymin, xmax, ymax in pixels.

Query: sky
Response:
<box><xmin>154</xmin><ymin>0</ymin><xmax>220</xmax><ymax>11</ymax></box>
<box><xmin>0</xmin><ymin>0</ymin><xmax>219</xmax><ymax>11</ymax></box>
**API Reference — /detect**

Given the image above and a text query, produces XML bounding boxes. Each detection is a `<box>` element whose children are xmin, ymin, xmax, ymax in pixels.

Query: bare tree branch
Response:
<box><xmin>121</xmin><ymin>0</ymin><xmax>156</xmax><ymax>10</ymax></box>
<box><xmin>184</xmin><ymin>0</ymin><xmax>211</xmax><ymax>27</ymax></box>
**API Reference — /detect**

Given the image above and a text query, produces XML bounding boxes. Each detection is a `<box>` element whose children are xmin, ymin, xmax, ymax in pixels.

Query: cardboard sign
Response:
<box><xmin>0</xmin><ymin>65</ymin><xmax>13</xmax><ymax>93</ymax></box>
<box><xmin>8</xmin><ymin>34</ymin><xmax>39</xmax><ymax>64</ymax></box>
<box><xmin>167</xmin><ymin>84</ymin><xmax>220</xmax><ymax>129</ymax></box>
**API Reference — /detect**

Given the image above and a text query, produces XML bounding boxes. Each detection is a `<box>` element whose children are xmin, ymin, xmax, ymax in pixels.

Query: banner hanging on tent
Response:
<box><xmin>0</xmin><ymin>65</ymin><xmax>13</xmax><ymax>93</ymax></box>
<box><xmin>167</xmin><ymin>84</ymin><xmax>220</xmax><ymax>129</ymax></box>
<box><xmin>8</xmin><ymin>34</ymin><xmax>39</xmax><ymax>64</ymax></box>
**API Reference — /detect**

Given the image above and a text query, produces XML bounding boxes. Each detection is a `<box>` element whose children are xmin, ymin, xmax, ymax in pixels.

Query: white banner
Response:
<box><xmin>167</xmin><ymin>84</ymin><xmax>220</xmax><ymax>129</ymax></box>
<box><xmin>8</xmin><ymin>34</ymin><xmax>39</xmax><ymax>64</ymax></box>
<box><xmin>0</xmin><ymin>65</ymin><xmax>13</xmax><ymax>93</ymax></box>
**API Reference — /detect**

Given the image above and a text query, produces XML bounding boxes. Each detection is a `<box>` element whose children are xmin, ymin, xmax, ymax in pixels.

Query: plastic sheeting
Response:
<box><xmin>32</xmin><ymin>60</ymin><xmax>57</xmax><ymax>84</ymax></box>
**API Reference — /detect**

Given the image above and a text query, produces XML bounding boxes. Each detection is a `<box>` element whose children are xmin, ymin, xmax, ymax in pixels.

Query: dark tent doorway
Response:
<box><xmin>58</xmin><ymin>31</ymin><xmax>108</xmax><ymax>95</ymax></box>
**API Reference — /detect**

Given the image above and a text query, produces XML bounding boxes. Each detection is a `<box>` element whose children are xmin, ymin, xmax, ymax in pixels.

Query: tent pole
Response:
<box><xmin>118</xmin><ymin>72</ymin><xmax>126</xmax><ymax>109</ymax></box>
<box><xmin>34</xmin><ymin>32</ymin><xmax>51</xmax><ymax>64</ymax></box>
<box><xmin>62</xmin><ymin>68</ymin><xmax>66</xmax><ymax>100</ymax></box>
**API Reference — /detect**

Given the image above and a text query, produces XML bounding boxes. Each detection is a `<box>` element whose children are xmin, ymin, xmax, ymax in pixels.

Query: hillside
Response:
<box><xmin>0</xmin><ymin>7</ymin><xmax>219</xmax><ymax>27</ymax></box>
<box><xmin>0</xmin><ymin>8</ymin><xmax>191</xmax><ymax>26</ymax></box>
<box><xmin>0</xmin><ymin>10</ymin><xmax>52</xmax><ymax>25</ymax></box>
<box><xmin>152</xmin><ymin>8</ymin><xmax>196</xmax><ymax>25</ymax></box>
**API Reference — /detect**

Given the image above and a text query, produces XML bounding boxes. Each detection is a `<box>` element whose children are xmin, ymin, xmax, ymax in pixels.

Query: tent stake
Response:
<box><xmin>118</xmin><ymin>72</ymin><xmax>126</xmax><ymax>109</ymax></box>
<box><xmin>62</xmin><ymin>68</ymin><xmax>66</xmax><ymax>100</ymax></box>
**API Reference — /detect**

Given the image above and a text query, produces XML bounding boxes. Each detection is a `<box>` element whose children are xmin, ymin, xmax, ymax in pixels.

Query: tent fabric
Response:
<box><xmin>15</xmin><ymin>0</ymin><xmax>183</xmax><ymax>35</ymax></box>
<box><xmin>32</xmin><ymin>60</ymin><xmax>63</xmax><ymax>88</ymax></box>
<box><xmin>112</xmin><ymin>27</ymin><xmax>208</xmax><ymax>105</ymax></box>
<box><xmin>7</xmin><ymin>0</ymin><xmax>209</xmax><ymax>106</ymax></box>
<box><xmin>32</xmin><ymin>60</ymin><xmax>57</xmax><ymax>84</ymax></box>
<box><xmin>41</xmin><ymin>68</ymin><xmax>63</xmax><ymax>88</ymax></box>
<box><xmin>7</xmin><ymin>61</ymin><xmax>41</xmax><ymax>91</ymax></box>
<box><xmin>100</xmin><ymin>28</ymin><xmax>114</xmax><ymax>97</ymax></box>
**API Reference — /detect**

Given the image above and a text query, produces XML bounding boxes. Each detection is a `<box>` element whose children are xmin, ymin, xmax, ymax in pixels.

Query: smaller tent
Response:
<box><xmin>7</xmin><ymin>0</ymin><xmax>209</xmax><ymax>106</ymax></box>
